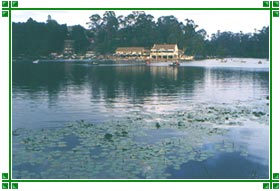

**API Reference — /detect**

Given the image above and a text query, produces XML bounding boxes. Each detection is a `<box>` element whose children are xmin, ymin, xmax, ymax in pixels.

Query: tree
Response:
<box><xmin>13</xmin><ymin>12</ymin><xmax>269</xmax><ymax>59</ymax></box>
<box><xmin>13</xmin><ymin>18</ymin><xmax>67</xmax><ymax>58</ymax></box>
<box><xmin>71</xmin><ymin>25</ymin><xmax>90</xmax><ymax>53</ymax></box>
<box><xmin>156</xmin><ymin>16</ymin><xmax>183</xmax><ymax>46</ymax></box>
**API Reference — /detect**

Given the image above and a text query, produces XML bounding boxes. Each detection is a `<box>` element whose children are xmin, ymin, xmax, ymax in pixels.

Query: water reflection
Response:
<box><xmin>12</xmin><ymin>60</ymin><xmax>269</xmax><ymax>179</ymax></box>
<box><xmin>193</xmin><ymin>68</ymin><xmax>269</xmax><ymax>103</ymax></box>
<box><xmin>12</xmin><ymin>60</ymin><xmax>269</xmax><ymax>134</ymax></box>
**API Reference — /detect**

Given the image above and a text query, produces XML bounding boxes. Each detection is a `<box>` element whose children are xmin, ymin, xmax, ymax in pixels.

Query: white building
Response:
<box><xmin>115</xmin><ymin>47</ymin><xmax>148</xmax><ymax>58</ymax></box>
<box><xmin>150</xmin><ymin>44</ymin><xmax>182</xmax><ymax>60</ymax></box>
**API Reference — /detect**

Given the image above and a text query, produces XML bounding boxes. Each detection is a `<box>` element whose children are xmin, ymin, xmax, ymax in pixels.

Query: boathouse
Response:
<box><xmin>115</xmin><ymin>47</ymin><xmax>148</xmax><ymax>58</ymax></box>
<box><xmin>150</xmin><ymin>44</ymin><xmax>181</xmax><ymax>60</ymax></box>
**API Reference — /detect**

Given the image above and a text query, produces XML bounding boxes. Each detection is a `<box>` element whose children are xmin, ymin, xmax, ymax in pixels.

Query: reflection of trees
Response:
<box><xmin>88</xmin><ymin>66</ymin><xmax>153</xmax><ymax>105</ymax></box>
<box><xmin>13</xmin><ymin>62</ymin><xmax>269</xmax><ymax>110</ymax></box>
<box><xmin>13</xmin><ymin>62</ymin><xmax>67</xmax><ymax>103</ymax></box>
<box><xmin>13</xmin><ymin>63</ymin><xmax>204</xmax><ymax>107</ymax></box>
<box><xmin>12</xmin><ymin>62</ymin><xmax>89</xmax><ymax>104</ymax></box>
<box><xmin>87</xmin><ymin>66</ymin><xmax>203</xmax><ymax>105</ymax></box>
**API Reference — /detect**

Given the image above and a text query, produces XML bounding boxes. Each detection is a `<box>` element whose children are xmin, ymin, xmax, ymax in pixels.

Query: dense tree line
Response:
<box><xmin>13</xmin><ymin>18</ymin><xmax>67</xmax><ymax>57</ymax></box>
<box><xmin>12</xmin><ymin>11</ymin><xmax>269</xmax><ymax>58</ymax></box>
<box><xmin>12</xmin><ymin>18</ymin><xmax>89</xmax><ymax>58</ymax></box>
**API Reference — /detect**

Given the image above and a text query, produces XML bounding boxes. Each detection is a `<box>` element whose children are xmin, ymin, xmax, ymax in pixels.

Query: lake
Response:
<box><xmin>12</xmin><ymin>58</ymin><xmax>269</xmax><ymax>179</ymax></box>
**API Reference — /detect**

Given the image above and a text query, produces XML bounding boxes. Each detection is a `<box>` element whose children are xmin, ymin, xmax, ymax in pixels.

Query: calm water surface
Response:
<box><xmin>12</xmin><ymin>58</ymin><xmax>269</xmax><ymax>179</ymax></box>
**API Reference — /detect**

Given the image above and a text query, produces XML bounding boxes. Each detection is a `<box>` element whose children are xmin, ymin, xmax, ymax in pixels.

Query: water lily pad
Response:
<box><xmin>13</xmin><ymin>98</ymin><xmax>268</xmax><ymax>179</ymax></box>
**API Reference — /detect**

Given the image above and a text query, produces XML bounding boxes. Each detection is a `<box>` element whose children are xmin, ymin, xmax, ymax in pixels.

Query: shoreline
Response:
<box><xmin>12</xmin><ymin>57</ymin><xmax>269</xmax><ymax>65</ymax></box>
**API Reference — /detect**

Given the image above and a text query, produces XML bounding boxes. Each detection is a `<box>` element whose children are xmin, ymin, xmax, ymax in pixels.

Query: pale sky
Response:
<box><xmin>12</xmin><ymin>10</ymin><xmax>269</xmax><ymax>35</ymax></box>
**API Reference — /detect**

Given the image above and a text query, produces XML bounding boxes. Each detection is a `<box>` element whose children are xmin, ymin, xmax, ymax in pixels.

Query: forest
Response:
<box><xmin>12</xmin><ymin>11</ymin><xmax>269</xmax><ymax>58</ymax></box>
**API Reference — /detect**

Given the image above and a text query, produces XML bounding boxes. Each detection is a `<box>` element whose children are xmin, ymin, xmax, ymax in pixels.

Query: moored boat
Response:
<box><xmin>169</xmin><ymin>61</ymin><xmax>180</xmax><ymax>67</ymax></box>
<box><xmin>32</xmin><ymin>59</ymin><xmax>39</xmax><ymax>64</ymax></box>
<box><xmin>90</xmin><ymin>62</ymin><xmax>99</xmax><ymax>65</ymax></box>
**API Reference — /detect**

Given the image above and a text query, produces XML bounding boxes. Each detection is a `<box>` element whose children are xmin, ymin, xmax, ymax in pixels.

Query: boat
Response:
<box><xmin>169</xmin><ymin>61</ymin><xmax>180</xmax><ymax>67</ymax></box>
<box><xmin>89</xmin><ymin>62</ymin><xmax>99</xmax><ymax>65</ymax></box>
<box><xmin>32</xmin><ymin>59</ymin><xmax>39</xmax><ymax>64</ymax></box>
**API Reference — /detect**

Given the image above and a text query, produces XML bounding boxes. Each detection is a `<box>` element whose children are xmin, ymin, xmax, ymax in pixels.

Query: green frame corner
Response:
<box><xmin>2</xmin><ymin>1</ymin><xmax>9</xmax><ymax>7</ymax></box>
<box><xmin>11</xmin><ymin>1</ymin><xmax>17</xmax><ymax>7</ymax></box>
<box><xmin>273</xmin><ymin>1</ymin><xmax>279</xmax><ymax>7</ymax></box>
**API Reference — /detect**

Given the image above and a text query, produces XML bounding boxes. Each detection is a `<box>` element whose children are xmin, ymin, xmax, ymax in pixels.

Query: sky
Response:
<box><xmin>12</xmin><ymin>10</ymin><xmax>269</xmax><ymax>35</ymax></box>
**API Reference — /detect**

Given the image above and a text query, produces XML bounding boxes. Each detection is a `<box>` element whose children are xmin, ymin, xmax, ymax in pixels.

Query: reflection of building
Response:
<box><xmin>150</xmin><ymin>44</ymin><xmax>182</xmax><ymax>60</ymax></box>
<box><xmin>149</xmin><ymin>66</ymin><xmax>178</xmax><ymax>80</ymax></box>
<box><xmin>115</xmin><ymin>47</ymin><xmax>148</xmax><ymax>58</ymax></box>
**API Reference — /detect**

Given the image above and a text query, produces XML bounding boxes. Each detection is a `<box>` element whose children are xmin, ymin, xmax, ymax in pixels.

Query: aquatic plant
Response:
<box><xmin>12</xmin><ymin>101</ymin><xmax>268</xmax><ymax>179</ymax></box>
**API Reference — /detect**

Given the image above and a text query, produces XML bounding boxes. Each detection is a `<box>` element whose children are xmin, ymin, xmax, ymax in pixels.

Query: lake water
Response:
<box><xmin>12</xmin><ymin>58</ymin><xmax>269</xmax><ymax>179</ymax></box>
